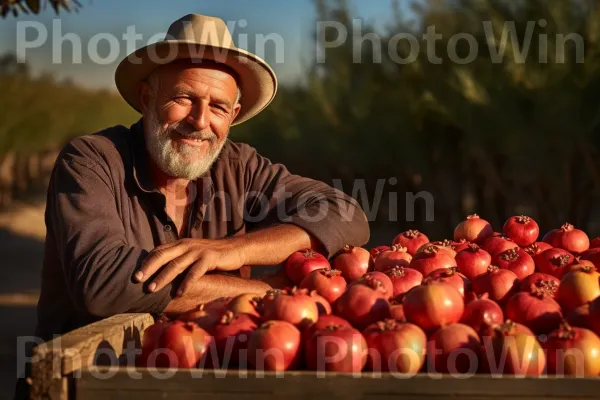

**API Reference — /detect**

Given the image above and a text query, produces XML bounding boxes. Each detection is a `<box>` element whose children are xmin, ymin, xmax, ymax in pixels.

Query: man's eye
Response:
<box><xmin>211</xmin><ymin>103</ymin><xmax>227</xmax><ymax>112</ymax></box>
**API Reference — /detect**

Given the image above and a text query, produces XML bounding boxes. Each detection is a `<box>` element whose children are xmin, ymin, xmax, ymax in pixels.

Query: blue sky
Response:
<box><xmin>0</xmin><ymin>0</ymin><xmax>415</xmax><ymax>90</ymax></box>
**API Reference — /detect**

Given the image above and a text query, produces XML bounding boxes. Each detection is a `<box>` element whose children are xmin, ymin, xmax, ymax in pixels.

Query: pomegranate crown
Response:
<box><xmin>467</xmin><ymin>214</ymin><xmax>480</xmax><ymax>220</ymax></box>
<box><xmin>550</xmin><ymin>254</ymin><xmax>572</xmax><ymax>267</ymax></box>
<box><xmin>515</xmin><ymin>215</ymin><xmax>531</xmax><ymax>224</ymax></box>
<box><xmin>404</xmin><ymin>229</ymin><xmax>421</xmax><ymax>239</ymax></box>
<box><xmin>390</xmin><ymin>244</ymin><xmax>409</xmax><ymax>253</ymax></box>
<box><xmin>560</xmin><ymin>222</ymin><xmax>575</xmax><ymax>232</ymax></box>
<box><xmin>500</xmin><ymin>248</ymin><xmax>519</xmax><ymax>261</ymax></box>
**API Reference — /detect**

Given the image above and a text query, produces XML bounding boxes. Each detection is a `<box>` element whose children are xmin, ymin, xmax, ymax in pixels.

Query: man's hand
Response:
<box><xmin>135</xmin><ymin>238</ymin><xmax>246</xmax><ymax>296</ymax></box>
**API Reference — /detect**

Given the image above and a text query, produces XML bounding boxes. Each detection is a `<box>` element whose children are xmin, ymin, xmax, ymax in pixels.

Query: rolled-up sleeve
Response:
<box><xmin>242</xmin><ymin>145</ymin><xmax>370</xmax><ymax>258</ymax></box>
<box><xmin>48</xmin><ymin>148</ymin><xmax>172</xmax><ymax>318</ymax></box>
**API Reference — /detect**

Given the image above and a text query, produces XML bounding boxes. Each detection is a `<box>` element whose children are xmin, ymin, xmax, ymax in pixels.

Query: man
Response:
<box><xmin>34</xmin><ymin>14</ymin><xmax>369</xmax><ymax>342</ymax></box>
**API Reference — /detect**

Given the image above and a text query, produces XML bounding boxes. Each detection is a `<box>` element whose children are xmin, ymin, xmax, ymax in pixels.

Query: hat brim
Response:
<box><xmin>115</xmin><ymin>41</ymin><xmax>278</xmax><ymax>126</ymax></box>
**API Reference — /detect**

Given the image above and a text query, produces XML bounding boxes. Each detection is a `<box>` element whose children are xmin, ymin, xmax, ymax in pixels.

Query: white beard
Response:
<box><xmin>144</xmin><ymin>106</ymin><xmax>226</xmax><ymax>181</ymax></box>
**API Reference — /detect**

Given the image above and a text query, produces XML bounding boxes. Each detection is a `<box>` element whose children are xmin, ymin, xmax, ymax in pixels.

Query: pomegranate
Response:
<box><xmin>311</xmin><ymin>292</ymin><xmax>332</xmax><ymax>315</ymax></box>
<box><xmin>502</xmin><ymin>215</ymin><xmax>539</xmax><ymax>247</ymax></box>
<box><xmin>590</xmin><ymin>237</ymin><xmax>600</xmax><ymax>249</ymax></box>
<box><xmin>227</xmin><ymin>293</ymin><xmax>261</xmax><ymax>318</ymax></box>
<box><xmin>261</xmin><ymin>287</ymin><xmax>319</xmax><ymax>328</ymax></box>
<box><xmin>564</xmin><ymin>258</ymin><xmax>596</xmax><ymax>274</ymax></box>
<box><xmin>409</xmin><ymin>245</ymin><xmax>457</xmax><ymax>277</ymax></box>
<box><xmin>427</xmin><ymin>323</ymin><xmax>481</xmax><ymax>374</ymax></box>
<box><xmin>211</xmin><ymin>311</ymin><xmax>258</xmax><ymax>367</ymax></box>
<box><xmin>403</xmin><ymin>281</ymin><xmax>464</xmax><ymax>332</ymax></box>
<box><xmin>520</xmin><ymin>273</ymin><xmax>560</xmax><ymax>297</ymax></box>
<box><xmin>534</xmin><ymin>248</ymin><xmax>575</xmax><ymax>279</ymax></box>
<box><xmin>483</xmin><ymin>321</ymin><xmax>546</xmax><ymax>376</ymax></box>
<box><xmin>588</xmin><ymin>297</ymin><xmax>600</xmax><ymax>336</ymax></box>
<box><xmin>140</xmin><ymin>320</ymin><xmax>211</xmax><ymax>368</ymax></box>
<box><xmin>284</xmin><ymin>249</ymin><xmax>330</xmax><ymax>285</ymax></box>
<box><xmin>389</xmin><ymin>297</ymin><xmax>406</xmax><ymax>321</ymax></box>
<box><xmin>551</xmin><ymin>223</ymin><xmax>590</xmax><ymax>254</ymax></box>
<box><xmin>460</xmin><ymin>293</ymin><xmax>504</xmax><ymax>335</ymax></box>
<box><xmin>374</xmin><ymin>245</ymin><xmax>412</xmax><ymax>272</ymax></box>
<box><xmin>363</xmin><ymin>319</ymin><xmax>426</xmax><ymax>373</ymax></box>
<box><xmin>426</xmin><ymin>267</ymin><xmax>470</xmax><ymax>297</ymax></box>
<box><xmin>504</xmin><ymin>288</ymin><xmax>562</xmax><ymax>334</ymax></box>
<box><xmin>333</xmin><ymin>245</ymin><xmax>370</xmax><ymax>282</ymax></box>
<box><xmin>392</xmin><ymin>229</ymin><xmax>430</xmax><ymax>255</ymax></box>
<box><xmin>471</xmin><ymin>265</ymin><xmax>519</xmax><ymax>304</ymax></box>
<box><xmin>482</xmin><ymin>235</ymin><xmax>518</xmax><ymax>257</ymax></box>
<box><xmin>566</xmin><ymin>304</ymin><xmax>593</xmax><ymax>329</ymax></box>
<box><xmin>303</xmin><ymin>314</ymin><xmax>353</xmax><ymax>342</ymax></box>
<box><xmin>455</xmin><ymin>243</ymin><xmax>491</xmax><ymax>280</ymax></box>
<box><xmin>557</xmin><ymin>266</ymin><xmax>600</xmax><ymax>313</ymax></box>
<box><xmin>203</xmin><ymin>297</ymin><xmax>232</xmax><ymax>314</ymax></box>
<box><xmin>384</xmin><ymin>266</ymin><xmax>423</xmax><ymax>297</ymax></box>
<box><xmin>454</xmin><ymin>214</ymin><xmax>494</xmax><ymax>244</ymax></box>
<box><xmin>305</xmin><ymin>324</ymin><xmax>368</xmax><ymax>372</ymax></box>
<box><xmin>369</xmin><ymin>245</ymin><xmax>391</xmax><ymax>269</ymax></box>
<box><xmin>299</xmin><ymin>269</ymin><xmax>347</xmax><ymax>304</ymax></box>
<box><xmin>580</xmin><ymin>248</ymin><xmax>600</xmax><ymax>269</ymax></box>
<box><xmin>493</xmin><ymin>248</ymin><xmax>535</xmax><ymax>280</ymax></box>
<box><xmin>523</xmin><ymin>242</ymin><xmax>553</xmax><ymax>256</ymax></box>
<box><xmin>248</xmin><ymin>320</ymin><xmax>301</xmax><ymax>371</ymax></box>
<box><xmin>544</xmin><ymin>322</ymin><xmax>600</xmax><ymax>376</ymax></box>
<box><xmin>352</xmin><ymin>271</ymin><xmax>394</xmax><ymax>296</ymax></box>
<box><xmin>422</xmin><ymin>240</ymin><xmax>457</xmax><ymax>258</ymax></box>
<box><xmin>334</xmin><ymin>275</ymin><xmax>390</xmax><ymax>329</ymax></box>
<box><xmin>138</xmin><ymin>319</ymin><xmax>169</xmax><ymax>367</ymax></box>
<box><xmin>178</xmin><ymin>304</ymin><xmax>221</xmax><ymax>333</ymax></box>
<box><xmin>452</xmin><ymin>239</ymin><xmax>471</xmax><ymax>253</ymax></box>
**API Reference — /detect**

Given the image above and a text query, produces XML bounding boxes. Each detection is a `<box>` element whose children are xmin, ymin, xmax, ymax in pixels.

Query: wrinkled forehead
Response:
<box><xmin>150</xmin><ymin>59</ymin><xmax>240</xmax><ymax>94</ymax></box>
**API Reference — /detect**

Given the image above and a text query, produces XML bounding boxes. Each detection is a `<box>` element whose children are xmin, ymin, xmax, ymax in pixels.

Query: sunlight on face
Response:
<box><xmin>142</xmin><ymin>61</ymin><xmax>241</xmax><ymax>180</ymax></box>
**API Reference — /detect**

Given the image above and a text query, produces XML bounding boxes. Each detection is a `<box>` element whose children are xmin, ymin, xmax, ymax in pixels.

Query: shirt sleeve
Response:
<box><xmin>47</xmin><ymin>147</ymin><xmax>173</xmax><ymax>318</ymax></box>
<box><xmin>242</xmin><ymin>145</ymin><xmax>370</xmax><ymax>258</ymax></box>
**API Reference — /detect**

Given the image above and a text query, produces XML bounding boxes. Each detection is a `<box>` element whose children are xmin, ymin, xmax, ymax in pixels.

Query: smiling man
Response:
<box><xmin>34</xmin><ymin>14</ymin><xmax>369</xmax><ymax>341</ymax></box>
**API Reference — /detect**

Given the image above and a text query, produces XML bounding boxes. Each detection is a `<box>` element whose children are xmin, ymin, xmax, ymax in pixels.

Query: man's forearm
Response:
<box><xmin>234</xmin><ymin>224</ymin><xmax>322</xmax><ymax>267</ymax></box>
<box><xmin>164</xmin><ymin>273</ymin><xmax>271</xmax><ymax>314</ymax></box>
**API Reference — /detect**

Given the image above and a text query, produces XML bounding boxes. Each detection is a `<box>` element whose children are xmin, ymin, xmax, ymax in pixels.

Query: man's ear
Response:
<box><xmin>231</xmin><ymin>102</ymin><xmax>242</xmax><ymax>124</ymax></box>
<box><xmin>138</xmin><ymin>81</ymin><xmax>152</xmax><ymax>113</ymax></box>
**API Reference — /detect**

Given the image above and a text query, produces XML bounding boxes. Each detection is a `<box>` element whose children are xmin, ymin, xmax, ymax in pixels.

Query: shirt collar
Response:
<box><xmin>130</xmin><ymin>118</ymin><xmax>216</xmax><ymax>212</ymax></box>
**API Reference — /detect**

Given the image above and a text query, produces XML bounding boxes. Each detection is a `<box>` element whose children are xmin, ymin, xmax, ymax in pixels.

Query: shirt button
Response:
<box><xmin>164</xmin><ymin>225</ymin><xmax>172</xmax><ymax>232</ymax></box>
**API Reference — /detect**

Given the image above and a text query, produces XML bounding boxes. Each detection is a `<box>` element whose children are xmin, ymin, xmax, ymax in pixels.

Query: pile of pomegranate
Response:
<box><xmin>138</xmin><ymin>215</ymin><xmax>600</xmax><ymax>377</ymax></box>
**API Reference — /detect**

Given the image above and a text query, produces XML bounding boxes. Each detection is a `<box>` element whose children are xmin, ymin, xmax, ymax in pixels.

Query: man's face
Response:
<box><xmin>139</xmin><ymin>61</ymin><xmax>241</xmax><ymax>180</ymax></box>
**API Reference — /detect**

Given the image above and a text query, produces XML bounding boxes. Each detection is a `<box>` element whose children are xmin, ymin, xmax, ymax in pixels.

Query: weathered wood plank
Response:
<box><xmin>76</xmin><ymin>367</ymin><xmax>600</xmax><ymax>399</ymax></box>
<box><xmin>30</xmin><ymin>313</ymin><xmax>154</xmax><ymax>400</ymax></box>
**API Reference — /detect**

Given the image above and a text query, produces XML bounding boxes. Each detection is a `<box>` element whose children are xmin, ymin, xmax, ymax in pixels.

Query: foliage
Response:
<box><xmin>0</xmin><ymin>0</ymin><xmax>81</xmax><ymax>18</ymax></box>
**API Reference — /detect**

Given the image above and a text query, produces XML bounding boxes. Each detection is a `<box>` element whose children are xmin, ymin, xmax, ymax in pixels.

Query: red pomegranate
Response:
<box><xmin>248</xmin><ymin>320</ymin><xmax>301</xmax><ymax>371</ymax></box>
<box><xmin>311</xmin><ymin>292</ymin><xmax>332</xmax><ymax>315</ymax></box>
<box><xmin>299</xmin><ymin>269</ymin><xmax>347</xmax><ymax>304</ymax></box>
<box><xmin>374</xmin><ymin>245</ymin><xmax>413</xmax><ymax>272</ymax></box>
<box><xmin>460</xmin><ymin>293</ymin><xmax>504</xmax><ymax>335</ymax></box>
<box><xmin>493</xmin><ymin>248</ymin><xmax>535</xmax><ymax>280</ymax></box>
<box><xmin>482</xmin><ymin>321</ymin><xmax>546</xmax><ymax>376</ymax></box>
<box><xmin>454</xmin><ymin>214</ymin><xmax>494</xmax><ymax>244</ymax></box>
<box><xmin>177</xmin><ymin>304</ymin><xmax>222</xmax><ymax>333</ymax></box>
<box><xmin>333</xmin><ymin>245</ymin><xmax>370</xmax><ymax>282</ymax></box>
<box><xmin>211</xmin><ymin>311</ymin><xmax>258</xmax><ymax>367</ymax></box>
<box><xmin>384</xmin><ymin>266</ymin><xmax>423</xmax><ymax>297</ymax></box>
<box><xmin>427</xmin><ymin>323</ymin><xmax>481</xmax><ymax>374</ymax></box>
<box><xmin>303</xmin><ymin>314</ymin><xmax>353</xmax><ymax>342</ymax></box>
<box><xmin>580</xmin><ymin>248</ymin><xmax>600</xmax><ymax>270</ymax></box>
<box><xmin>261</xmin><ymin>287</ymin><xmax>319</xmax><ymax>328</ymax></box>
<box><xmin>504</xmin><ymin>288</ymin><xmax>563</xmax><ymax>334</ymax></box>
<box><xmin>389</xmin><ymin>298</ymin><xmax>406</xmax><ymax>321</ymax></box>
<box><xmin>502</xmin><ymin>215</ymin><xmax>539</xmax><ymax>247</ymax></box>
<box><xmin>471</xmin><ymin>265</ymin><xmax>519</xmax><ymax>304</ymax></box>
<box><xmin>520</xmin><ymin>273</ymin><xmax>560</xmax><ymax>297</ymax></box>
<box><xmin>566</xmin><ymin>304</ymin><xmax>593</xmax><ymax>329</ymax></box>
<box><xmin>403</xmin><ymin>281</ymin><xmax>464</xmax><ymax>332</ymax></box>
<box><xmin>452</xmin><ymin>239</ymin><xmax>471</xmax><ymax>253</ymax></box>
<box><xmin>523</xmin><ymin>242</ymin><xmax>554</xmax><ymax>256</ymax></box>
<box><xmin>534</xmin><ymin>248</ymin><xmax>576</xmax><ymax>279</ymax></box>
<box><xmin>363</xmin><ymin>319</ymin><xmax>426</xmax><ymax>373</ymax></box>
<box><xmin>557</xmin><ymin>266</ymin><xmax>600</xmax><ymax>313</ymax></box>
<box><xmin>588</xmin><ymin>297</ymin><xmax>600</xmax><ymax>336</ymax></box>
<box><xmin>549</xmin><ymin>223</ymin><xmax>590</xmax><ymax>254</ymax></box>
<box><xmin>227</xmin><ymin>293</ymin><xmax>261</xmax><ymax>318</ymax></box>
<box><xmin>334</xmin><ymin>275</ymin><xmax>391</xmax><ymax>329</ymax></box>
<box><xmin>590</xmin><ymin>237</ymin><xmax>600</xmax><ymax>249</ymax></box>
<box><xmin>284</xmin><ymin>249</ymin><xmax>330</xmax><ymax>285</ymax></box>
<box><xmin>305</xmin><ymin>324</ymin><xmax>368</xmax><ymax>372</ymax></box>
<box><xmin>351</xmin><ymin>271</ymin><xmax>393</xmax><ymax>296</ymax></box>
<box><xmin>392</xmin><ymin>230</ymin><xmax>430</xmax><ymax>255</ymax></box>
<box><xmin>409</xmin><ymin>245</ymin><xmax>457</xmax><ymax>278</ymax></box>
<box><xmin>369</xmin><ymin>245</ymin><xmax>391</xmax><ymax>268</ymax></box>
<box><xmin>482</xmin><ymin>235</ymin><xmax>519</xmax><ymax>257</ymax></box>
<box><xmin>544</xmin><ymin>322</ymin><xmax>600</xmax><ymax>376</ymax></box>
<box><xmin>425</xmin><ymin>267</ymin><xmax>470</xmax><ymax>297</ymax></box>
<box><xmin>455</xmin><ymin>243</ymin><xmax>491</xmax><ymax>280</ymax></box>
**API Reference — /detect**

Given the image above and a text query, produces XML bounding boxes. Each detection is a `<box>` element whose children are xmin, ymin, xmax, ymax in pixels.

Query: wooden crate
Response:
<box><xmin>30</xmin><ymin>313</ymin><xmax>600</xmax><ymax>400</ymax></box>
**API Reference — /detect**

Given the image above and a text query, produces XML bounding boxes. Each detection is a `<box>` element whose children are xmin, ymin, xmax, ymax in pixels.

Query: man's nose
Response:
<box><xmin>186</xmin><ymin>100</ymin><xmax>210</xmax><ymax>131</ymax></box>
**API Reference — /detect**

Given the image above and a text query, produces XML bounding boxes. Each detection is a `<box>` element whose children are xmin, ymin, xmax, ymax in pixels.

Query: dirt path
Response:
<box><xmin>0</xmin><ymin>200</ymin><xmax>46</xmax><ymax>399</ymax></box>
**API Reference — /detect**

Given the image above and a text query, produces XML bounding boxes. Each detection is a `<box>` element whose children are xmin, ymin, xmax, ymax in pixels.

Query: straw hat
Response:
<box><xmin>115</xmin><ymin>14</ymin><xmax>278</xmax><ymax>125</ymax></box>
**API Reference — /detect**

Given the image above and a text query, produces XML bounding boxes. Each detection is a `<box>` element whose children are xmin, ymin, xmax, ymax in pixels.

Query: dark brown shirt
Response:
<box><xmin>35</xmin><ymin>119</ymin><xmax>369</xmax><ymax>341</ymax></box>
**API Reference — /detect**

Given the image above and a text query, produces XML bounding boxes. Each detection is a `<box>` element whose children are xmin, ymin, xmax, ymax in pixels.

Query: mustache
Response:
<box><xmin>168</xmin><ymin>123</ymin><xmax>217</xmax><ymax>142</ymax></box>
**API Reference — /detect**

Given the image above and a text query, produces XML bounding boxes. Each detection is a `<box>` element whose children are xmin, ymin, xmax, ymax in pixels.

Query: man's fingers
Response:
<box><xmin>147</xmin><ymin>252</ymin><xmax>198</xmax><ymax>292</ymax></box>
<box><xmin>135</xmin><ymin>243</ymin><xmax>187</xmax><ymax>282</ymax></box>
<box><xmin>177</xmin><ymin>258</ymin><xmax>212</xmax><ymax>297</ymax></box>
